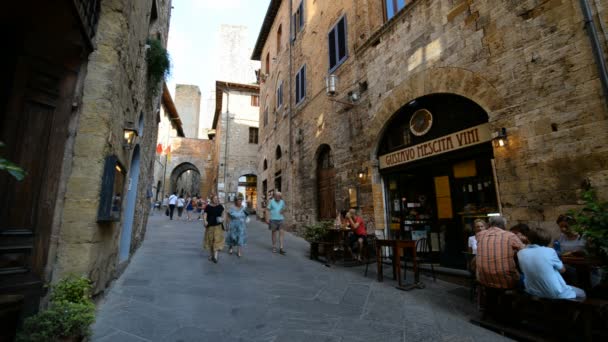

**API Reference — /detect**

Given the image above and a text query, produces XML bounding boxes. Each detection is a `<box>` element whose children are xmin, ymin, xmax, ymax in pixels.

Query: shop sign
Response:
<box><xmin>379</xmin><ymin>123</ymin><xmax>491</xmax><ymax>169</ymax></box>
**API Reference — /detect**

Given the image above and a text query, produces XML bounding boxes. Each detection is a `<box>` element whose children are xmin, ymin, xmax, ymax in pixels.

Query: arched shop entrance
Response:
<box><xmin>170</xmin><ymin>163</ymin><xmax>201</xmax><ymax>197</ymax></box>
<box><xmin>377</xmin><ymin>94</ymin><xmax>499</xmax><ymax>269</ymax></box>
<box><xmin>238</xmin><ymin>174</ymin><xmax>257</xmax><ymax>213</ymax></box>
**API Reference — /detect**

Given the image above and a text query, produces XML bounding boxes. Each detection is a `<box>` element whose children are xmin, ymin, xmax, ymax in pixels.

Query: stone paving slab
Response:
<box><xmin>92</xmin><ymin>215</ymin><xmax>510</xmax><ymax>341</ymax></box>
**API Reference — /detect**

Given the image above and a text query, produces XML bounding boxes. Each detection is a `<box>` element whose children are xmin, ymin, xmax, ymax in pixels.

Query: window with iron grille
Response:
<box><xmin>328</xmin><ymin>15</ymin><xmax>348</xmax><ymax>72</ymax></box>
<box><xmin>249</xmin><ymin>127</ymin><xmax>259</xmax><ymax>144</ymax></box>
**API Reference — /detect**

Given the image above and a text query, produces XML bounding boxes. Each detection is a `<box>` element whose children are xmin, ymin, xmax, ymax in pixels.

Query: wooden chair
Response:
<box><xmin>364</xmin><ymin>229</ymin><xmax>387</xmax><ymax>277</ymax></box>
<box><xmin>415</xmin><ymin>238</ymin><xmax>436</xmax><ymax>281</ymax></box>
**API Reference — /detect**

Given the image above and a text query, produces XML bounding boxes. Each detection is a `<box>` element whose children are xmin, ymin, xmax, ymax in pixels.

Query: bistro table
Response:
<box><xmin>375</xmin><ymin>239</ymin><xmax>423</xmax><ymax>291</ymax></box>
<box><xmin>561</xmin><ymin>255</ymin><xmax>603</xmax><ymax>292</ymax></box>
<box><xmin>321</xmin><ymin>228</ymin><xmax>355</xmax><ymax>264</ymax></box>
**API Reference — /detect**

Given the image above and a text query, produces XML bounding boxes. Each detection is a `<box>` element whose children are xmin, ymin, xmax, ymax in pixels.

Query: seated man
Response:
<box><xmin>518</xmin><ymin>229</ymin><xmax>586</xmax><ymax>301</ymax></box>
<box><xmin>476</xmin><ymin>216</ymin><xmax>526</xmax><ymax>289</ymax></box>
<box><xmin>510</xmin><ymin>223</ymin><xmax>531</xmax><ymax>245</ymax></box>
<box><xmin>346</xmin><ymin>209</ymin><xmax>367</xmax><ymax>262</ymax></box>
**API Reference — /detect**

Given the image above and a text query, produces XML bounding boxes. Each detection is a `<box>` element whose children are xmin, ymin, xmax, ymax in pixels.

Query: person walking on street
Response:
<box><xmin>266</xmin><ymin>191</ymin><xmax>286</xmax><ymax>254</ymax></box>
<box><xmin>203</xmin><ymin>195</ymin><xmax>225</xmax><ymax>263</ymax></box>
<box><xmin>226</xmin><ymin>197</ymin><xmax>248</xmax><ymax>257</ymax></box>
<box><xmin>168</xmin><ymin>192</ymin><xmax>178</xmax><ymax>220</ymax></box>
<box><xmin>186</xmin><ymin>196</ymin><xmax>195</xmax><ymax>221</ymax></box>
<box><xmin>177</xmin><ymin>194</ymin><xmax>185</xmax><ymax>220</ymax></box>
<box><xmin>197</xmin><ymin>197</ymin><xmax>205</xmax><ymax>220</ymax></box>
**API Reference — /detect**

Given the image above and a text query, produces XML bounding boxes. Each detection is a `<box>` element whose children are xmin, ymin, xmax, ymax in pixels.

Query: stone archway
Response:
<box><xmin>367</xmin><ymin>67</ymin><xmax>505</xmax><ymax>158</ymax></box>
<box><xmin>365</xmin><ymin>67</ymin><xmax>506</xmax><ymax>230</ymax></box>
<box><xmin>170</xmin><ymin>162</ymin><xmax>201</xmax><ymax>196</ymax></box>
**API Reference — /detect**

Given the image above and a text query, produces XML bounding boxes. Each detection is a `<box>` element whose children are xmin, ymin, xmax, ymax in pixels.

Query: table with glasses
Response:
<box><xmin>375</xmin><ymin>239</ymin><xmax>423</xmax><ymax>290</ymax></box>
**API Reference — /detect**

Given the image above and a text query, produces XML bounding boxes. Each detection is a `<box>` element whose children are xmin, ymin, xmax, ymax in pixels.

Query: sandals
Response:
<box><xmin>272</xmin><ymin>248</ymin><xmax>277</xmax><ymax>253</ymax></box>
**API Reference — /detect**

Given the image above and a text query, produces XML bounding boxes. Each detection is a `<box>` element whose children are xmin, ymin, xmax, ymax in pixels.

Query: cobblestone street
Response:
<box><xmin>91</xmin><ymin>214</ymin><xmax>509</xmax><ymax>341</ymax></box>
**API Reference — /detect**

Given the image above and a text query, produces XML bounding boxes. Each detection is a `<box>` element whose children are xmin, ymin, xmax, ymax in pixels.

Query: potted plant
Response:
<box><xmin>568</xmin><ymin>188</ymin><xmax>608</xmax><ymax>294</ymax></box>
<box><xmin>17</xmin><ymin>276</ymin><xmax>96</xmax><ymax>342</ymax></box>
<box><xmin>304</xmin><ymin>221</ymin><xmax>334</xmax><ymax>260</ymax></box>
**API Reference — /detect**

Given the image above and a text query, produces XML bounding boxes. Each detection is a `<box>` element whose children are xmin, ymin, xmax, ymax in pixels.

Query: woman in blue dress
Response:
<box><xmin>227</xmin><ymin>197</ymin><xmax>248</xmax><ymax>257</ymax></box>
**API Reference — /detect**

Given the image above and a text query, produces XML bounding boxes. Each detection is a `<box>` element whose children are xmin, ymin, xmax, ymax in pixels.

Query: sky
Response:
<box><xmin>166</xmin><ymin>0</ymin><xmax>268</xmax><ymax>130</ymax></box>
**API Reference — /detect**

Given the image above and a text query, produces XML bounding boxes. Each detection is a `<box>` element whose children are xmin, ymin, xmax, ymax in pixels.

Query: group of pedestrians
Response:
<box><xmin>163</xmin><ymin>192</ymin><xmax>206</xmax><ymax>221</ymax></box>
<box><xmin>201</xmin><ymin>191</ymin><xmax>287</xmax><ymax>263</ymax></box>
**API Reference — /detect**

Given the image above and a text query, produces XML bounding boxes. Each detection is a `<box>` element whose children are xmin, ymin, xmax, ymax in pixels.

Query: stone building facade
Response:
<box><xmin>1</xmin><ymin>0</ymin><xmax>173</xmax><ymax>334</ymax></box>
<box><xmin>152</xmin><ymin>83</ymin><xmax>185</xmax><ymax>202</ymax></box>
<box><xmin>175</xmin><ymin>84</ymin><xmax>201</xmax><ymax>138</ymax></box>
<box><xmin>252</xmin><ymin>0</ymin><xmax>608</xmax><ymax>265</ymax></box>
<box><xmin>154</xmin><ymin>137</ymin><xmax>216</xmax><ymax>200</ymax></box>
<box><xmin>153</xmin><ymin>84</ymin><xmax>215</xmax><ymax>203</ymax></box>
<box><xmin>212</xmin><ymin>81</ymin><xmax>261</xmax><ymax>208</ymax></box>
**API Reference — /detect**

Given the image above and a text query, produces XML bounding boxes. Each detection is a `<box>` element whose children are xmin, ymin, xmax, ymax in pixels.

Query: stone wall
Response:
<box><xmin>175</xmin><ymin>84</ymin><xmax>201</xmax><ymax>138</ymax></box>
<box><xmin>215</xmin><ymin>88</ymin><xmax>260</xmax><ymax>204</ymax></box>
<box><xmin>255</xmin><ymin>0</ymin><xmax>608</xmax><ymax>237</ymax></box>
<box><xmin>51</xmin><ymin>0</ymin><xmax>173</xmax><ymax>294</ymax></box>
<box><xmin>154</xmin><ymin>137</ymin><xmax>216</xmax><ymax>200</ymax></box>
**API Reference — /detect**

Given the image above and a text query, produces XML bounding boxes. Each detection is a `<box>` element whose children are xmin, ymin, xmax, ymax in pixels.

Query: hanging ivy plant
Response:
<box><xmin>146</xmin><ymin>38</ymin><xmax>171</xmax><ymax>96</ymax></box>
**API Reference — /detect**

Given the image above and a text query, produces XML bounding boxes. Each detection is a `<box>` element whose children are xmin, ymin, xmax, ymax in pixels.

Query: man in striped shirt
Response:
<box><xmin>476</xmin><ymin>216</ymin><xmax>526</xmax><ymax>289</ymax></box>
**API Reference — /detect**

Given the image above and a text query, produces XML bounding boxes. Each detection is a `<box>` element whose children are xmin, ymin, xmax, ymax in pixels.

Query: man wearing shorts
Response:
<box><xmin>266</xmin><ymin>191</ymin><xmax>286</xmax><ymax>254</ymax></box>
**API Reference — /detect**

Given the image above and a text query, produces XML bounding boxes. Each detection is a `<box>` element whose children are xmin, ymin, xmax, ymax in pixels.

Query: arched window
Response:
<box><xmin>265</xmin><ymin>53</ymin><xmax>270</xmax><ymax>74</ymax></box>
<box><xmin>277</xmin><ymin>24</ymin><xmax>282</xmax><ymax>52</ymax></box>
<box><xmin>263</xmin><ymin>159</ymin><xmax>268</xmax><ymax>170</ymax></box>
<box><xmin>276</xmin><ymin>146</ymin><xmax>282</xmax><ymax>159</ymax></box>
<box><xmin>318</xmin><ymin>145</ymin><xmax>333</xmax><ymax>169</ymax></box>
<box><xmin>138</xmin><ymin>112</ymin><xmax>144</xmax><ymax>136</ymax></box>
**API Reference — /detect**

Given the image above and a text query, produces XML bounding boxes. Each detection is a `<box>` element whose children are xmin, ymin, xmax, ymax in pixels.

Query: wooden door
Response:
<box><xmin>0</xmin><ymin>57</ymin><xmax>78</xmax><ymax>315</ymax></box>
<box><xmin>317</xmin><ymin>147</ymin><xmax>336</xmax><ymax>220</ymax></box>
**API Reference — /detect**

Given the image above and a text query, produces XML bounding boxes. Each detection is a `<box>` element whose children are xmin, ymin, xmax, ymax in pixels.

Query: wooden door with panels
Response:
<box><xmin>0</xmin><ymin>56</ymin><xmax>78</xmax><ymax>317</ymax></box>
<box><xmin>317</xmin><ymin>146</ymin><xmax>336</xmax><ymax>220</ymax></box>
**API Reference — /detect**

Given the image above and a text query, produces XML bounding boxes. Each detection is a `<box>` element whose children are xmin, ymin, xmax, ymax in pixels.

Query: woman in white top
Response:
<box><xmin>177</xmin><ymin>195</ymin><xmax>186</xmax><ymax>219</ymax></box>
<box><xmin>468</xmin><ymin>219</ymin><xmax>487</xmax><ymax>255</ymax></box>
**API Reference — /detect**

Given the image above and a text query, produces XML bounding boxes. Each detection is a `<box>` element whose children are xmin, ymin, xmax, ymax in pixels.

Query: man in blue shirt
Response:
<box><xmin>266</xmin><ymin>191</ymin><xmax>286</xmax><ymax>254</ymax></box>
<box><xmin>518</xmin><ymin>229</ymin><xmax>586</xmax><ymax>301</ymax></box>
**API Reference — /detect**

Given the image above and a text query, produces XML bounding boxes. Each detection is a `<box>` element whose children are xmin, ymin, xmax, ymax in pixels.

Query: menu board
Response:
<box><xmin>434</xmin><ymin>176</ymin><xmax>453</xmax><ymax>219</ymax></box>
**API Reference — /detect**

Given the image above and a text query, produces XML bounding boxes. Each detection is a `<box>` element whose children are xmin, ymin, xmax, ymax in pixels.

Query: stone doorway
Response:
<box><xmin>316</xmin><ymin>144</ymin><xmax>336</xmax><ymax>220</ymax></box>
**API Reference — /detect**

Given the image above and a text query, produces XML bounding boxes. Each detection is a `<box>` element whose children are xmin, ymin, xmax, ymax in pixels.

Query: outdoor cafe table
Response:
<box><xmin>561</xmin><ymin>255</ymin><xmax>603</xmax><ymax>292</ymax></box>
<box><xmin>375</xmin><ymin>239</ymin><xmax>422</xmax><ymax>291</ymax></box>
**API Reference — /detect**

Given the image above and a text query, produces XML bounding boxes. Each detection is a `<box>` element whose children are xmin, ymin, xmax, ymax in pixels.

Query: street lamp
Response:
<box><xmin>123</xmin><ymin>128</ymin><xmax>138</xmax><ymax>149</ymax></box>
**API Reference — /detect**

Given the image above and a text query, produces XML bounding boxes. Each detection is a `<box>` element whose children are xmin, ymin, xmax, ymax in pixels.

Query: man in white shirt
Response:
<box><xmin>168</xmin><ymin>192</ymin><xmax>178</xmax><ymax>220</ymax></box>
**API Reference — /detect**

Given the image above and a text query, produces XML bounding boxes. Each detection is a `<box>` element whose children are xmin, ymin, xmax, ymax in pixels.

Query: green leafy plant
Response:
<box><xmin>0</xmin><ymin>141</ymin><xmax>26</xmax><ymax>181</ymax></box>
<box><xmin>303</xmin><ymin>221</ymin><xmax>333</xmax><ymax>242</ymax></box>
<box><xmin>568</xmin><ymin>188</ymin><xmax>608</xmax><ymax>265</ymax></box>
<box><xmin>146</xmin><ymin>38</ymin><xmax>171</xmax><ymax>95</ymax></box>
<box><xmin>17</xmin><ymin>276</ymin><xmax>95</xmax><ymax>342</ymax></box>
<box><xmin>51</xmin><ymin>276</ymin><xmax>93</xmax><ymax>305</ymax></box>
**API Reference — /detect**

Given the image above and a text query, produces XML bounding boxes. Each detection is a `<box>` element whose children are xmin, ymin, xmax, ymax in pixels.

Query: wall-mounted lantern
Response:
<box><xmin>325</xmin><ymin>74</ymin><xmax>338</xmax><ymax>96</ymax></box>
<box><xmin>492</xmin><ymin>127</ymin><xmax>508</xmax><ymax>147</ymax></box>
<box><xmin>358</xmin><ymin>167</ymin><xmax>368</xmax><ymax>181</ymax></box>
<box><xmin>123</xmin><ymin>127</ymin><xmax>138</xmax><ymax>149</ymax></box>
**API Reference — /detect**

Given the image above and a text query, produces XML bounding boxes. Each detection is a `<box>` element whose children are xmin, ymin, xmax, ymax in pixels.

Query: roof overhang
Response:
<box><xmin>212</xmin><ymin>81</ymin><xmax>260</xmax><ymax>129</ymax></box>
<box><xmin>251</xmin><ymin>0</ymin><xmax>282</xmax><ymax>60</ymax></box>
<box><xmin>162</xmin><ymin>83</ymin><xmax>185</xmax><ymax>137</ymax></box>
